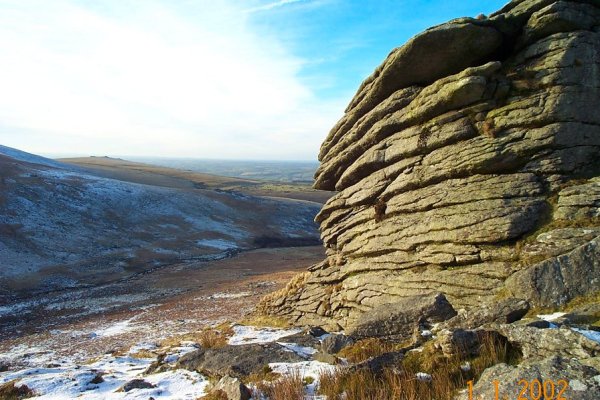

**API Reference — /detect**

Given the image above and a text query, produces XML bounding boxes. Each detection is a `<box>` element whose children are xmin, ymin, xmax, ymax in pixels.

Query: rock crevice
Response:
<box><xmin>260</xmin><ymin>0</ymin><xmax>600</xmax><ymax>332</ymax></box>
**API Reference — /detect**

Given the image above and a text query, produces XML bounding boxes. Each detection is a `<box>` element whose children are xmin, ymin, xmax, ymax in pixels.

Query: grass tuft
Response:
<box><xmin>161</xmin><ymin>322</ymin><xmax>234</xmax><ymax>349</ymax></box>
<box><xmin>253</xmin><ymin>371</ymin><xmax>304</xmax><ymax>400</ymax></box>
<box><xmin>320</xmin><ymin>331</ymin><xmax>519</xmax><ymax>400</ymax></box>
<box><xmin>336</xmin><ymin>338</ymin><xmax>408</xmax><ymax>363</ymax></box>
<box><xmin>198</xmin><ymin>389</ymin><xmax>228</xmax><ymax>400</ymax></box>
<box><xmin>238</xmin><ymin>315</ymin><xmax>291</xmax><ymax>328</ymax></box>
<box><xmin>0</xmin><ymin>381</ymin><xmax>34</xmax><ymax>400</ymax></box>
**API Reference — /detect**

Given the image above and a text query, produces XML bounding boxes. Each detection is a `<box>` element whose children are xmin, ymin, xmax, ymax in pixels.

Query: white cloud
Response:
<box><xmin>0</xmin><ymin>0</ymin><xmax>344</xmax><ymax>159</ymax></box>
<box><xmin>245</xmin><ymin>0</ymin><xmax>306</xmax><ymax>13</ymax></box>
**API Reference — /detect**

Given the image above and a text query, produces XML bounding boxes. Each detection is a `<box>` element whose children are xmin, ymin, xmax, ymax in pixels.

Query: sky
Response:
<box><xmin>0</xmin><ymin>0</ymin><xmax>508</xmax><ymax>161</ymax></box>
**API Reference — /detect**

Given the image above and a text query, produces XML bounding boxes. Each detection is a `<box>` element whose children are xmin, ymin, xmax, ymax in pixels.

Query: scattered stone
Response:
<box><xmin>350</xmin><ymin>351</ymin><xmax>405</xmax><ymax>375</ymax></box>
<box><xmin>313</xmin><ymin>351</ymin><xmax>338</xmax><ymax>364</ymax></box>
<box><xmin>320</xmin><ymin>334</ymin><xmax>354</xmax><ymax>354</ymax></box>
<box><xmin>119</xmin><ymin>379</ymin><xmax>156</xmax><ymax>392</ymax></box>
<box><xmin>89</xmin><ymin>373</ymin><xmax>104</xmax><ymax>384</ymax></box>
<box><xmin>213</xmin><ymin>375</ymin><xmax>252</xmax><ymax>400</ymax></box>
<box><xmin>308</xmin><ymin>326</ymin><xmax>328</xmax><ymax>337</ymax></box>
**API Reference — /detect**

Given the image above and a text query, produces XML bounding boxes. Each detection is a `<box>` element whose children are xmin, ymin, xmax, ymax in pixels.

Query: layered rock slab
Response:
<box><xmin>260</xmin><ymin>0</ymin><xmax>600</xmax><ymax>332</ymax></box>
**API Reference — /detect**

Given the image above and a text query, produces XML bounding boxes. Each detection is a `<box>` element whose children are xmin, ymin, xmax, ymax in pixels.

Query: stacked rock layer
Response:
<box><xmin>261</xmin><ymin>0</ymin><xmax>600</xmax><ymax>331</ymax></box>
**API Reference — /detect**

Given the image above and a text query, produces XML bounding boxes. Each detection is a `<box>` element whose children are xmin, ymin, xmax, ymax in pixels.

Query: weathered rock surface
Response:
<box><xmin>497</xmin><ymin>324</ymin><xmax>600</xmax><ymax>360</ymax></box>
<box><xmin>349</xmin><ymin>293</ymin><xmax>456</xmax><ymax>340</ymax></box>
<box><xmin>176</xmin><ymin>343</ymin><xmax>304</xmax><ymax>378</ymax></box>
<box><xmin>213</xmin><ymin>375</ymin><xmax>252</xmax><ymax>400</ymax></box>
<box><xmin>456</xmin><ymin>356</ymin><xmax>600</xmax><ymax>400</ymax></box>
<box><xmin>260</xmin><ymin>0</ymin><xmax>600</xmax><ymax>332</ymax></box>
<box><xmin>438</xmin><ymin>298</ymin><xmax>530</xmax><ymax>330</ymax></box>
<box><xmin>119</xmin><ymin>379</ymin><xmax>156</xmax><ymax>392</ymax></box>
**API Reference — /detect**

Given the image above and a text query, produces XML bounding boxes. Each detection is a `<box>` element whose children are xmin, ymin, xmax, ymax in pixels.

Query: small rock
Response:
<box><xmin>119</xmin><ymin>379</ymin><xmax>156</xmax><ymax>392</ymax></box>
<box><xmin>213</xmin><ymin>375</ymin><xmax>252</xmax><ymax>400</ymax></box>
<box><xmin>89</xmin><ymin>373</ymin><xmax>104</xmax><ymax>384</ymax></box>
<box><xmin>308</xmin><ymin>326</ymin><xmax>328</xmax><ymax>337</ymax></box>
<box><xmin>320</xmin><ymin>334</ymin><xmax>354</xmax><ymax>354</ymax></box>
<box><xmin>313</xmin><ymin>351</ymin><xmax>338</xmax><ymax>364</ymax></box>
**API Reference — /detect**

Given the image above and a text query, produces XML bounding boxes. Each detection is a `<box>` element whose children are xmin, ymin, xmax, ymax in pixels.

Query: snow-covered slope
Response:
<box><xmin>0</xmin><ymin>145</ymin><xmax>70</xmax><ymax>169</ymax></box>
<box><xmin>0</xmin><ymin>146</ymin><xmax>321</xmax><ymax>297</ymax></box>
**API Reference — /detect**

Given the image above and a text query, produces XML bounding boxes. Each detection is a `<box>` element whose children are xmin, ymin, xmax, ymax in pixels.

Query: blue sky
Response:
<box><xmin>0</xmin><ymin>0</ymin><xmax>507</xmax><ymax>160</ymax></box>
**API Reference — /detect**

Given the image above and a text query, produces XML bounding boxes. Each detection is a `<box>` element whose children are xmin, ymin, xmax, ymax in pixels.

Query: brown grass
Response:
<box><xmin>160</xmin><ymin>322</ymin><xmax>234</xmax><ymax>349</ymax></box>
<box><xmin>198</xmin><ymin>389</ymin><xmax>228</xmax><ymax>400</ymax></box>
<box><xmin>244</xmin><ymin>365</ymin><xmax>282</xmax><ymax>384</ymax></box>
<box><xmin>238</xmin><ymin>315</ymin><xmax>291</xmax><ymax>328</ymax></box>
<box><xmin>0</xmin><ymin>381</ymin><xmax>34</xmax><ymax>400</ymax></box>
<box><xmin>258</xmin><ymin>272</ymin><xmax>309</xmax><ymax>313</ymax></box>
<box><xmin>337</xmin><ymin>338</ymin><xmax>408</xmax><ymax>363</ymax></box>
<box><xmin>320</xmin><ymin>331</ymin><xmax>519</xmax><ymax>400</ymax></box>
<box><xmin>254</xmin><ymin>371</ymin><xmax>304</xmax><ymax>400</ymax></box>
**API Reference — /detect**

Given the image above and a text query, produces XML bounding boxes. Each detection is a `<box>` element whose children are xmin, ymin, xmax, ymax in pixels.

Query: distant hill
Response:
<box><xmin>0</xmin><ymin>145</ymin><xmax>322</xmax><ymax>298</ymax></box>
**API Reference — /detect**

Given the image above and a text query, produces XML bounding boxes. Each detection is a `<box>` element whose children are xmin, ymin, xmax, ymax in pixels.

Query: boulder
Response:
<box><xmin>438</xmin><ymin>298</ymin><xmax>530</xmax><ymax>330</ymax></box>
<box><xmin>497</xmin><ymin>324</ymin><xmax>600</xmax><ymax>360</ymax></box>
<box><xmin>506</xmin><ymin>236</ymin><xmax>600</xmax><ymax>308</ymax></box>
<box><xmin>456</xmin><ymin>356</ymin><xmax>600</xmax><ymax>400</ymax></box>
<box><xmin>348</xmin><ymin>293</ymin><xmax>456</xmax><ymax>340</ymax></box>
<box><xmin>260</xmin><ymin>0</ymin><xmax>600</xmax><ymax>333</ymax></box>
<box><xmin>320</xmin><ymin>334</ymin><xmax>354</xmax><ymax>354</ymax></box>
<box><xmin>176</xmin><ymin>343</ymin><xmax>304</xmax><ymax>378</ymax></box>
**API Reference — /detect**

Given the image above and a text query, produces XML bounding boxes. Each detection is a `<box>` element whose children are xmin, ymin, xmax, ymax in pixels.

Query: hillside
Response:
<box><xmin>59</xmin><ymin>156</ymin><xmax>334</xmax><ymax>204</ymax></box>
<box><xmin>0</xmin><ymin>145</ymin><xmax>322</xmax><ymax>299</ymax></box>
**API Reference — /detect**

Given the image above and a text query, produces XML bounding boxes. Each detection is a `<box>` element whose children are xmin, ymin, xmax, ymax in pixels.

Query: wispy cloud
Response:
<box><xmin>0</xmin><ymin>0</ymin><xmax>344</xmax><ymax>159</ymax></box>
<box><xmin>245</xmin><ymin>0</ymin><xmax>307</xmax><ymax>13</ymax></box>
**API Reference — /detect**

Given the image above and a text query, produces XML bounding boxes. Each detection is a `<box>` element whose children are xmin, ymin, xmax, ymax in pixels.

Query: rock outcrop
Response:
<box><xmin>260</xmin><ymin>0</ymin><xmax>600</xmax><ymax>332</ymax></box>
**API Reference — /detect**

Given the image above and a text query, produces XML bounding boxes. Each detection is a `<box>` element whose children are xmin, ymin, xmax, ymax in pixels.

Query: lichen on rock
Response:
<box><xmin>259</xmin><ymin>0</ymin><xmax>600</xmax><ymax>333</ymax></box>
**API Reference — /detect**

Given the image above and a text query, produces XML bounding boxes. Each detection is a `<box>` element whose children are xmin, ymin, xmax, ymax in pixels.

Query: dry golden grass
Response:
<box><xmin>253</xmin><ymin>371</ymin><xmax>304</xmax><ymax>400</ymax></box>
<box><xmin>0</xmin><ymin>381</ymin><xmax>34</xmax><ymax>400</ymax></box>
<box><xmin>244</xmin><ymin>365</ymin><xmax>281</xmax><ymax>384</ymax></box>
<box><xmin>197</xmin><ymin>389</ymin><xmax>228</xmax><ymax>400</ymax></box>
<box><xmin>238</xmin><ymin>314</ymin><xmax>291</xmax><ymax>328</ymax></box>
<box><xmin>160</xmin><ymin>322</ymin><xmax>234</xmax><ymax>349</ymax></box>
<box><xmin>258</xmin><ymin>272</ymin><xmax>309</xmax><ymax>312</ymax></box>
<box><xmin>565</xmin><ymin>290</ymin><xmax>600</xmax><ymax>312</ymax></box>
<box><xmin>337</xmin><ymin>337</ymin><xmax>408</xmax><ymax>363</ymax></box>
<box><xmin>129</xmin><ymin>349</ymin><xmax>159</xmax><ymax>359</ymax></box>
<box><xmin>320</xmin><ymin>331</ymin><xmax>519</xmax><ymax>400</ymax></box>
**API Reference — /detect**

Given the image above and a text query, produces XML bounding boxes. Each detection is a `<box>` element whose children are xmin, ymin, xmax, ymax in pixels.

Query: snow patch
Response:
<box><xmin>0</xmin><ymin>340</ymin><xmax>208</xmax><ymax>399</ymax></box>
<box><xmin>571</xmin><ymin>327</ymin><xmax>600</xmax><ymax>343</ymax></box>
<box><xmin>277</xmin><ymin>343</ymin><xmax>318</xmax><ymax>358</ymax></box>
<box><xmin>206</xmin><ymin>291</ymin><xmax>252</xmax><ymax>300</ymax></box>
<box><xmin>537</xmin><ymin>312</ymin><xmax>566</xmax><ymax>321</ymax></box>
<box><xmin>227</xmin><ymin>325</ymin><xmax>302</xmax><ymax>345</ymax></box>
<box><xmin>196</xmin><ymin>239</ymin><xmax>237</xmax><ymax>250</ymax></box>
<box><xmin>92</xmin><ymin>318</ymin><xmax>137</xmax><ymax>338</ymax></box>
<box><xmin>268</xmin><ymin>361</ymin><xmax>336</xmax><ymax>397</ymax></box>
